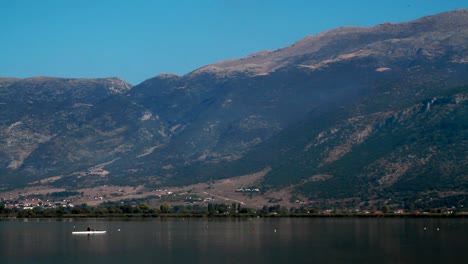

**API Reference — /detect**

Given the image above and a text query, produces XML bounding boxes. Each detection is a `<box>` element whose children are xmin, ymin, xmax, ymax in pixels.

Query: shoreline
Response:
<box><xmin>1</xmin><ymin>212</ymin><xmax>466</xmax><ymax>219</ymax></box>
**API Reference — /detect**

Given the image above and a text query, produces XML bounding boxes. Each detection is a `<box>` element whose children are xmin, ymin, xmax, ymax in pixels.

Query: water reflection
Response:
<box><xmin>0</xmin><ymin>218</ymin><xmax>466</xmax><ymax>263</ymax></box>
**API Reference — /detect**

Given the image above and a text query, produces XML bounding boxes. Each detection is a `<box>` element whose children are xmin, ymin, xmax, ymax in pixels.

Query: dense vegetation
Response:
<box><xmin>1</xmin><ymin>201</ymin><xmax>466</xmax><ymax>219</ymax></box>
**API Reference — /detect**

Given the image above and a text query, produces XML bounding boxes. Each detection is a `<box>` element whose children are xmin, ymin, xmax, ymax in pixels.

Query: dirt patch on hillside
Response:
<box><xmin>1</xmin><ymin>167</ymin><xmax>308</xmax><ymax>208</ymax></box>
<box><xmin>0</xmin><ymin>186</ymin><xmax>66</xmax><ymax>200</ymax></box>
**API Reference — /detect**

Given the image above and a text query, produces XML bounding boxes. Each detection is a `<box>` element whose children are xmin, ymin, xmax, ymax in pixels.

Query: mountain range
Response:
<box><xmin>1</xmin><ymin>10</ymin><xmax>467</xmax><ymax>208</ymax></box>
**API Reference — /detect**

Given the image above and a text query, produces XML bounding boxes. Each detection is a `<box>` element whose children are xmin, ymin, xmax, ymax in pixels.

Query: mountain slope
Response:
<box><xmin>0</xmin><ymin>77</ymin><xmax>170</xmax><ymax>187</ymax></box>
<box><xmin>0</xmin><ymin>10</ymin><xmax>467</xmax><ymax>207</ymax></box>
<box><xmin>116</xmin><ymin>10</ymin><xmax>467</xmax><ymax>186</ymax></box>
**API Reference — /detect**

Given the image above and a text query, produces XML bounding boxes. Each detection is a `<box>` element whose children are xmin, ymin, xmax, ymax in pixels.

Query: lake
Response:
<box><xmin>1</xmin><ymin>217</ymin><xmax>466</xmax><ymax>263</ymax></box>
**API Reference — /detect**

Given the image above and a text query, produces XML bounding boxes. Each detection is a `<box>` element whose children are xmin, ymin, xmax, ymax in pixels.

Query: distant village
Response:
<box><xmin>0</xmin><ymin>186</ymin><xmax>264</xmax><ymax>211</ymax></box>
<box><xmin>1</xmin><ymin>197</ymin><xmax>75</xmax><ymax>210</ymax></box>
<box><xmin>1</xmin><ymin>185</ymin><xmax>464</xmax><ymax>216</ymax></box>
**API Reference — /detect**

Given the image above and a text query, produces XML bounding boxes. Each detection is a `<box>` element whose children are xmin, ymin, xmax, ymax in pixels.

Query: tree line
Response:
<box><xmin>1</xmin><ymin>202</ymin><xmax>465</xmax><ymax>218</ymax></box>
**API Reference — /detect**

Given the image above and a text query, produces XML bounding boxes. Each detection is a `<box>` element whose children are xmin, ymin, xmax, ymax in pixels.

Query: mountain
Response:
<box><xmin>0</xmin><ymin>77</ymin><xmax>169</xmax><ymax>186</ymax></box>
<box><xmin>1</xmin><ymin>10</ymin><xmax>467</xmax><ymax>208</ymax></box>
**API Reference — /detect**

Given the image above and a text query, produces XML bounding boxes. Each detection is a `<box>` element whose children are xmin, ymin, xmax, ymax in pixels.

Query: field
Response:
<box><xmin>0</xmin><ymin>168</ymin><xmax>306</xmax><ymax>208</ymax></box>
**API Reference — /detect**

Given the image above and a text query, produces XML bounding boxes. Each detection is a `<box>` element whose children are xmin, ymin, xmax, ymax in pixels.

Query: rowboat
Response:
<box><xmin>72</xmin><ymin>231</ymin><xmax>106</xmax><ymax>235</ymax></box>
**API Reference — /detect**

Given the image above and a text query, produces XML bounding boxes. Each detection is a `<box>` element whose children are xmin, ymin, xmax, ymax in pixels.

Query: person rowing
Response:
<box><xmin>72</xmin><ymin>227</ymin><xmax>106</xmax><ymax>235</ymax></box>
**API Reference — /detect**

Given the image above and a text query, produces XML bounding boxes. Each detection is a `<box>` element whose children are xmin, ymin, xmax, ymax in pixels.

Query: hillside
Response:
<box><xmin>0</xmin><ymin>10</ymin><xmax>467</xmax><ymax>208</ymax></box>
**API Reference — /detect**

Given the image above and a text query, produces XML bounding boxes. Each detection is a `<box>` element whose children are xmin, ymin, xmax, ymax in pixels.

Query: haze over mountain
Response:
<box><xmin>1</xmin><ymin>10</ymin><xmax>467</xmax><ymax>208</ymax></box>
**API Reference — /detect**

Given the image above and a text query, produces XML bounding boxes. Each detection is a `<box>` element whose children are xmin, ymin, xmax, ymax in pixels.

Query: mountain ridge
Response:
<box><xmin>188</xmin><ymin>9</ymin><xmax>468</xmax><ymax>77</ymax></box>
<box><xmin>0</xmin><ymin>9</ymin><xmax>467</xmax><ymax>209</ymax></box>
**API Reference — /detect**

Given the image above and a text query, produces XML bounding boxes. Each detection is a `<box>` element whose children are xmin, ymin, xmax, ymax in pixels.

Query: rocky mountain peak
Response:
<box><xmin>189</xmin><ymin>9</ymin><xmax>468</xmax><ymax>77</ymax></box>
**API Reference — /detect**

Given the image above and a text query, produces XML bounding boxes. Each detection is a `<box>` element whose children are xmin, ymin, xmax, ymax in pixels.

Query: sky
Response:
<box><xmin>1</xmin><ymin>0</ymin><xmax>466</xmax><ymax>85</ymax></box>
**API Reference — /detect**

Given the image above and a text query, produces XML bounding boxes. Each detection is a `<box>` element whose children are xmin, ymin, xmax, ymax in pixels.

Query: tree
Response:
<box><xmin>217</xmin><ymin>204</ymin><xmax>228</xmax><ymax>214</ymax></box>
<box><xmin>230</xmin><ymin>203</ymin><xmax>237</xmax><ymax>214</ymax></box>
<box><xmin>160</xmin><ymin>203</ymin><xmax>170</xmax><ymax>213</ymax></box>
<box><xmin>107</xmin><ymin>206</ymin><xmax>123</xmax><ymax>214</ymax></box>
<box><xmin>382</xmin><ymin>205</ymin><xmax>390</xmax><ymax>213</ymax></box>
<box><xmin>269</xmin><ymin>204</ymin><xmax>281</xmax><ymax>213</ymax></box>
<box><xmin>120</xmin><ymin>204</ymin><xmax>133</xmax><ymax>214</ymax></box>
<box><xmin>207</xmin><ymin>203</ymin><xmax>214</xmax><ymax>214</ymax></box>
<box><xmin>95</xmin><ymin>207</ymin><xmax>108</xmax><ymax>215</ymax></box>
<box><xmin>172</xmin><ymin>205</ymin><xmax>187</xmax><ymax>213</ymax></box>
<box><xmin>79</xmin><ymin>203</ymin><xmax>91</xmax><ymax>214</ymax></box>
<box><xmin>55</xmin><ymin>207</ymin><xmax>65</xmax><ymax>217</ymax></box>
<box><xmin>280</xmin><ymin>206</ymin><xmax>289</xmax><ymax>214</ymax></box>
<box><xmin>138</xmin><ymin>202</ymin><xmax>152</xmax><ymax>213</ymax></box>
<box><xmin>239</xmin><ymin>208</ymin><xmax>249</xmax><ymax>214</ymax></box>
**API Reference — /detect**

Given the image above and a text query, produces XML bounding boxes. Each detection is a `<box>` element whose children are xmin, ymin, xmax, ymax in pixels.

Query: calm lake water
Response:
<box><xmin>0</xmin><ymin>217</ymin><xmax>466</xmax><ymax>263</ymax></box>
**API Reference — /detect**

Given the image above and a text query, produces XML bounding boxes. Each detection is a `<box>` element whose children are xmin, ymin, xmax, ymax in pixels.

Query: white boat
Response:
<box><xmin>72</xmin><ymin>231</ymin><xmax>106</xmax><ymax>235</ymax></box>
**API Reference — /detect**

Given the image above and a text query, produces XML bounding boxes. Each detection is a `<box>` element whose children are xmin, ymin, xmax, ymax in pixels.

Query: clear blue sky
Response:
<box><xmin>1</xmin><ymin>0</ymin><xmax>466</xmax><ymax>85</ymax></box>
